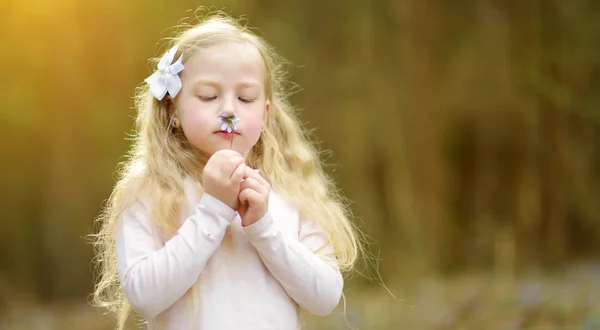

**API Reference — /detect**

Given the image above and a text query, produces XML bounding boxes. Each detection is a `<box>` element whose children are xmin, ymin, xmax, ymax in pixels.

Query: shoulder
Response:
<box><xmin>117</xmin><ymin>192</ymin><xmax>153</xmax><ymax>232</ymax></box>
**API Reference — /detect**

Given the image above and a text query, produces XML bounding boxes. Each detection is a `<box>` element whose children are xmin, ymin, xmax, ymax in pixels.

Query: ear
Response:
<box><xmin>263</xmin><ymin>100</ymin><xmax>271</xmax><ymax>126</ymax></box>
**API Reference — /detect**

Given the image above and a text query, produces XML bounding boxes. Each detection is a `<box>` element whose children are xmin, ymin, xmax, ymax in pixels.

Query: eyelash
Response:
<box><xmin>198</xmin><ymin>96</ymin><xmax>255</xmax><ymax>103</ymax></box>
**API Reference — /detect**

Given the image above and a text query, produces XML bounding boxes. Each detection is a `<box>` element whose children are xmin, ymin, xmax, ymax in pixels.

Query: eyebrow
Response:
<box><xmin>193</xmin><ymin>80</ymin><xmax>260</xmax><ymax>88</ymax></box>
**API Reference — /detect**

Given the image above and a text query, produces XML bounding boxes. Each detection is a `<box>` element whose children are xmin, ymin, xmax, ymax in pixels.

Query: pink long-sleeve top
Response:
<box><xmin>115</xmin><ymin>178</ymin><xmax>343</xmax><ymax>329</ymax></box>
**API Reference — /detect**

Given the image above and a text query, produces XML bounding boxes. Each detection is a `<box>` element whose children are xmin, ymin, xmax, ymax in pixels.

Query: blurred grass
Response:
<box><xmin>3</xmin><ymin>264</ymin><xmax>600</xmax><ymax>329</ymax></box>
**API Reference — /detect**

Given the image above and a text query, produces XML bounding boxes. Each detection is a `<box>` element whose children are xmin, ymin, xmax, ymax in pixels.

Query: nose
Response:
<box><xmin>221</xmin><ymin>94</ymin><xmax>236</xmax><ymax>116</ymax></box>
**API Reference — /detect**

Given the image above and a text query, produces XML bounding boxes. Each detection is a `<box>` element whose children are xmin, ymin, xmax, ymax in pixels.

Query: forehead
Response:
<box><xmin>182</xmin><ymin>42</ymin><xmax>266</xmax><ymax>84</ymax></box>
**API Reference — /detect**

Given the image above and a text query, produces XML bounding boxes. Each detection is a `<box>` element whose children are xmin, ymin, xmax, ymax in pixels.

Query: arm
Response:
<box><xmin>116</xmin><ymin>193</ymin><xmax>236</xmax><ymax>319</ymax></box>
<box><xmin>242</xmin><ymin>214</ymin><xmax>343</xmax><ymax>316</ymax></box>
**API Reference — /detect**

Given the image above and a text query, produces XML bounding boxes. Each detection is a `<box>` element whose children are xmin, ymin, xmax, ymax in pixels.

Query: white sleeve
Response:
<box><xmin>116</xmin><ymin>193</ymin><xmax>237</xmax><ymax>319</ymax></box>
<box><xmin>242</xmin><ymin>213</ymin><xmax>343</xmax><ymax>316</ymax></box>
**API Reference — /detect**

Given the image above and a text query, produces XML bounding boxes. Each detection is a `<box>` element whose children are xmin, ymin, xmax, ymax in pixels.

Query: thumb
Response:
<box><xmin>243</xmin><ymin>166</ymin><xmax>256</xmax><ymax>178</ymax></box>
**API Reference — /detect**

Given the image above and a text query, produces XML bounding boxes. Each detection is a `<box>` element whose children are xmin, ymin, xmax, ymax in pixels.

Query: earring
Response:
<box><xmin>172</xmin><ymin>118</ymin><xmax>179</xmax><ymax>128</ymax></box>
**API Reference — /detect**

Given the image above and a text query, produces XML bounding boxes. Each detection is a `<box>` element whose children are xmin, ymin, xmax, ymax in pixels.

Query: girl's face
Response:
<box><xmin>172</xmin><ymin>41</ymin><xmax>270</xmax><ymax>157</ymax></box>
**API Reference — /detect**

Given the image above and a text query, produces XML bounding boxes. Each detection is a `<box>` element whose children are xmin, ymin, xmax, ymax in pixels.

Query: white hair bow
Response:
<box><xmin>144</xmin><ymin>45</ymin><xmax>184</xmax><ymax>100</ymax></box>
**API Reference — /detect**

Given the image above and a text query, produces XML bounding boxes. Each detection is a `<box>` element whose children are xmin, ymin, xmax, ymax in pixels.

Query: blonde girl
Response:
<box><xmin>92</xmin><ymin>11</ymin><xmax>360</xmax><ymax>330</ymax></box>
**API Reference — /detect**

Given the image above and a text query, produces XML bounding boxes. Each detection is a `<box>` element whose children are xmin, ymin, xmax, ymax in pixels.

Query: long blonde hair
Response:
<box><xmin>91</xmin><ymin>10</ymin><xmax>361</xmax><ymax>329</ymax></box>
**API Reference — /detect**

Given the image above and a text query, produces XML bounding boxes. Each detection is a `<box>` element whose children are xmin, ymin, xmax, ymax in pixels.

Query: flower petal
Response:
<box><xmin>221</xmin><ymin>123</ymin><xmax>228</xmax><ymax>131</ymax></box>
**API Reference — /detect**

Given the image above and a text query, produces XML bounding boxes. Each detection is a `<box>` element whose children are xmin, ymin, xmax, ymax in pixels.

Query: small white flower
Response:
<box><xmin>217</xmin><ymin>113</ymin><xmax>240</xmax><ymax>133</ymax></box>
<box><xmin>144</xmin><ymin>45</ymin><xmax>184</xmax><ymax>100</ymax></box>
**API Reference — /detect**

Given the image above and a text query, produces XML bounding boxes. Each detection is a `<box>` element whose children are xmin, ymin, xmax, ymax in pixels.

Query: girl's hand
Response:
<box><xmin>203</xmin><ymin>149</ymin><xmax>246</xmax><ymax>210</ymax></box>
<box><xmin>238</xmin><ymin>168</ymin><xmax>270</xmax><ymax>227</ymax></box>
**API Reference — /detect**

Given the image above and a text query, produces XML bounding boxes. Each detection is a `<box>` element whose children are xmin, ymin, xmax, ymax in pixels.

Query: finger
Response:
<box><xmin>244</xmin><ymin>169</ymin><xmax>270</xmax><ymax>189</ymax></box>
<box><xmin>242</xmin><ymin>166</ymin><xmax>256</xmax><ymax>179</ymax></box>
<box><xmin>207</xmin><ymin>149</ymin><xmax>242</xmax><ymax>170</ymax></box>
<box><xmin>255</xmin><ymin>172</ymin><xmax>269</xmax><ymax>187</ymax></box>
<box><xmin>221</xmin><ymin>156</ymin><xmax>245</xmax><ymax>178</ymax></box>
<box><xmin>205</xmin><ymin>150</ymin><xmax>231</xmax><ymax>174</ymax></box>
<box><xmin>230</xmin><ymin>163</ymin><xmax>246</xmax><ymax>182</ymax></box>
<box><xmin>239</xmin><ymin>187</ymin><xmax>261</xmax><ymax>205</ymax></box>
<box><xmin>213</xmin><ymin>149</ymin><xmax>243</xmax><ymax>159</ymax></box>
<box><xmin>239</xmin><ymin>177</ymin><xmax>253</xmax><ymax>192</ymax></box>
<box><xmin>240</xmin><ymin>177</ymin><xmax>267</xmax><ymax>195</ymax></box>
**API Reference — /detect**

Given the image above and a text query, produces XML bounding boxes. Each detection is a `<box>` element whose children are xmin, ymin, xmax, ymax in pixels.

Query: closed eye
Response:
<box><xmin>238</xmin><ymin>97</ymin><xmax>256</xmax><ymax>103</ymax></box>
<box><xmin>199</xmin><ymin>96</ymin><xmax>216</xmax><ymax>101</ymax></box>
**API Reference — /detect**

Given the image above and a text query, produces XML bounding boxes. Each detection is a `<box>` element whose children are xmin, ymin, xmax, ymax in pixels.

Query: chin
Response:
<box><xmin>194</xmin><ymin>139</ymin><xmax>253</xmax><ymax>158</ymax></box>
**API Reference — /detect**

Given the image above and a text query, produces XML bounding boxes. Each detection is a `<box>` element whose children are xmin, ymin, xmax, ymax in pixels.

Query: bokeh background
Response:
<box><xmin>2</xmin><ymin>0</ymin><xmax>600</xmax><ymax>329</ymax></box>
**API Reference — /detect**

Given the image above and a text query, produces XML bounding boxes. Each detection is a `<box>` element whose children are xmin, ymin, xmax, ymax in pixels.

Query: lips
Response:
<box><xmin>213</xmin><ymin>130</ymin><xmax>240</xmax><ymax>135</ymax></box>
<box><xmin>213</xmin><ymin>131</ymin><xmax>240</xmax><ymax>140</ymax></box>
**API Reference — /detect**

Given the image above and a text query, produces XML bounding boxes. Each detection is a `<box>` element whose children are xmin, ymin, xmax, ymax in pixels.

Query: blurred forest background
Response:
<box><xmin>1</xmin><ymin>0</ymin><xmax>600</xmax><ymax>329</ymax></box>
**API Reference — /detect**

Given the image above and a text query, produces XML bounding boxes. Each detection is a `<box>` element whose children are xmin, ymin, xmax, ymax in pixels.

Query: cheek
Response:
<box><xmin>238</xmin><ymin>109</ymin><xmax>264</xmax><ymax>149</ymax></box>
<box><xmin>178</xmin><ymin>105</ymin><xmax>214</xmax><ymax>138</ymax></box>
<box><xmin>241</xmin><ymin>112</ymin><xmax>263</xmax><ymax>134</ymax></box>
<box><xmin>244</xmin><ymin>116</ymin><xmax>262</xmax><ymax>130</ymax></box>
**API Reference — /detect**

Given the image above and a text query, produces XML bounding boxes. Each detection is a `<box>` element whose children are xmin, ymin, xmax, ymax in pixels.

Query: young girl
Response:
<box><xmin>92</xmin><ymin>12</ymin><xmax>360</xmax><ymax>330</ymax></box>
